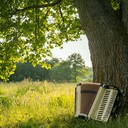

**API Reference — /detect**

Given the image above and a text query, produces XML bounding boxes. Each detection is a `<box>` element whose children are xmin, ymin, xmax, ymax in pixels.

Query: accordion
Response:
<box><xmin>75</xmin><ymin>83</ymin><xmax>122</xmax><ymax>122</ymax></box>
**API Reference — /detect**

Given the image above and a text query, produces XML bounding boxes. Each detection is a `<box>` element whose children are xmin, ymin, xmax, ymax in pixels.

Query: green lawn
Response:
<box><xmin>0</xmin><ymin>81</ymin><xmax>128</xmax><ymax>128</ymax></box>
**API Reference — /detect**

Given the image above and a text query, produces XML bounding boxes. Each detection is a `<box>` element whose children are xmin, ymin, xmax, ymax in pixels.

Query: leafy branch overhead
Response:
<box><xmin>12</xmin><ymin>0</ymin><xmax>63</xmax><ymax>13</ymax></box>
<box><xmin>0</xmin><ymin>0</ymin><xmax>83</xmax><ymax>80</ymax></box>
<box><xmin>0</xmin><ymin>0</ymin><xmax>63</xmax><ymax>16</ymax></box>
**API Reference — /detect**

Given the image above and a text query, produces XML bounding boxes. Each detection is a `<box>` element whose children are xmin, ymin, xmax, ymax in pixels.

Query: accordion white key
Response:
<box><xmin>75</xmin><ymin>83</ymin><xmax>120</xmax><ymax>122</ymax></box>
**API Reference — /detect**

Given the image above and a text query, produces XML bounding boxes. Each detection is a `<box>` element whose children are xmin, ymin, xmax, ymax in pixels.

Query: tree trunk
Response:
<box><xmin>74</xmin><ymin>0</ymin><xmax>128</xmax><ymax>112</ymax></box>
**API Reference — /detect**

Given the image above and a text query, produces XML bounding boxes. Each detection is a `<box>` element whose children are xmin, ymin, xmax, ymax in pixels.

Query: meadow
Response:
<box><xmin>0</xmin><ymin>81</ymin><xmax>128</xmax><ymax>128</ymax></box>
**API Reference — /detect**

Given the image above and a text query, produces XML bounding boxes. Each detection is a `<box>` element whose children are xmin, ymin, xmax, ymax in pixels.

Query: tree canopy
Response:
<box><xmin>0</xmin><ymin>0</ymin><xmax>83</xmax><ymax>80</ymax></box>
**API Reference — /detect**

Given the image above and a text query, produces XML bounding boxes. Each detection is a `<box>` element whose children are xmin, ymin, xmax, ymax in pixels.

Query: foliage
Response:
<box><xmin>49</xmin><ymin>60</ymin><xmax>73</xmax><ymax>82</ymax></box>
<box><xmin>0</xmin><ymin>0</ymin><xmax>83</xmax><ymax>80</ymax></box>
<box><xmin>111</xmin><ymin>0</ymin><xmax>121</xmax><ymax>10</ymax></box>
<box><xmin>9</xmin><ymin>53</ymin><xmax>91</xmax><ymax>82</ymax></box>
<box><xmin>49</xmin><ymin>53</ymin><xmax>87</xmax><ymax>82</ymax></box>
<box><xmin>9</xmin><ymin>57</ymin><xmax>62</xmax><ymax>82</ymax></box>
<box><xmin>67</xmin><ymin>53</ymin><xmax>85</xmax><ymax>82</ymax></box>
<box><xmin>9</xmin><ymin>62</ymin><xmax>49</xmax><ymax>81</ymax></box>
<box><xmin>0</xmin><ymin>81</ymin><xmax>128</xmax><ymax>128</ymax></box>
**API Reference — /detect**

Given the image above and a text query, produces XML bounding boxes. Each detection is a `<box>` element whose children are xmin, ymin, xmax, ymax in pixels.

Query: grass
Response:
<box><xmin>0</xmin><ymin>81</ymin><xmax>128</xmax><ymax>128</ymax></box>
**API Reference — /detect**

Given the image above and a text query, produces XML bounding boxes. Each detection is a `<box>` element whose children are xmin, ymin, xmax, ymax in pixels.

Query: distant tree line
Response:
<box><xmin>9</xmin><ymin>53</ymin><xmax>93</xmax><ymax>82</ymax></box>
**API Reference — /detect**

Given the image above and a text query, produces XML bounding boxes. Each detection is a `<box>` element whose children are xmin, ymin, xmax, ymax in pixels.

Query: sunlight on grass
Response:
<box><xmin>0</xmin><ymin>81</ymin><xmax>128</xmax><ymax>128</ymax></box>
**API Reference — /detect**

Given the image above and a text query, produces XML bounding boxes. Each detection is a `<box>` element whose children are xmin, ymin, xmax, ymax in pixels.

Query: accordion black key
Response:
<box><xmin>75</xmin><ymin>83</ymin><xmax>122</xmax><ymax>122</ymax></box>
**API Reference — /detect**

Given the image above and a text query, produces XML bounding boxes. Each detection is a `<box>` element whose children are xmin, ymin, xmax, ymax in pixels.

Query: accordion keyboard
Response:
<box><xmin>95</xmin><ymin>89</ymin><xmax>118</xmax><ymax>122</ymax></box>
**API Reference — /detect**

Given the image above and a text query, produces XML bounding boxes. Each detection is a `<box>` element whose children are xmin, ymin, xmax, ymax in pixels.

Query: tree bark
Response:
<box><xmin>74</xmin><ymin>0</ymin><xmax>128</xmax><ymax>112</ymax></box>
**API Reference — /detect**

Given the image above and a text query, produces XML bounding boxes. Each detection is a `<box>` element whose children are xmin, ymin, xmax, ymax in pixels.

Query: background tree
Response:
<box><xmin>49</xmin><ymin>60</ymin><xmax>73</xmax><ymax>82</ymax></box>
<box><xmin>9</xmin><ymin>54</ymin><xmax>89</xmax><ymax>82</ymax></box>
<box><xmin>46</xmin><ymin>58</ymin><xmax>60</xmax><ymax>68</ymax></box>
<box><xmin>67</xmin><ymin>53</ymin><xmax>85</xmax><ymax>82</ymax></box>
<box><xmin>9</xmin><ymin>58</ymin><xmax>60</xmax><ymax>81</ymax></box>
<box><xmin>49</xmin><ymin>53</ymin><xmax>86</xmax><ymax>82</ymax></box>
<box><xmin>44</xmin><ymin>58</ymin><xmax>61</xmax><ymax>80</ymax></box>
<box><xmin>9</xmin><ymin>62</ymin><xmax>49</xmax><ymax>81</ymax></box>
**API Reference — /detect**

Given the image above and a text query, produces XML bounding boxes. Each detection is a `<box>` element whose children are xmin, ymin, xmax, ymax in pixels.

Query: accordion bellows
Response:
<box><xmin>75</xmin><ymin>83</ymin><xmax>119</xmax><ymax>122</ymax></box>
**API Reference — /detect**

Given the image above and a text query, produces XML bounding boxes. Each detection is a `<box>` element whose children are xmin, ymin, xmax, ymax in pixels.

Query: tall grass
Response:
<box><xmin>0</xmin><ymin>81</ymin><xmax>128</xmax><ymax>128</ymax></box>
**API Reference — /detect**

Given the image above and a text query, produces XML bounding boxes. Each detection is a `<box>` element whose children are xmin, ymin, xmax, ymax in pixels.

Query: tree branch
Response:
<box><xmin>59</xmin><ymin>5</ymin><xmax>64</xmax><ymax>23</ymax></box>
<box><xmin>14</xmin><ymin>0</ymin><xmax>63</xmax><ymax>13</ymax></box>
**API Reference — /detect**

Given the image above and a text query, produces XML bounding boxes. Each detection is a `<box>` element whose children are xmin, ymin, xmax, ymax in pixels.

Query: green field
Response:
<box><xmin>0</xmin><ymin>81</ymin><xmax>128</xmax><ymax>128</ymax></box>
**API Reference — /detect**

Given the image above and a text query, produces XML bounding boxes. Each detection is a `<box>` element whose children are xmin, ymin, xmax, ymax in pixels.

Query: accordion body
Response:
<box><xmin>75</xmin><ymin>83</ymin><xmax>121</xmax><ymax>122</ymax></box>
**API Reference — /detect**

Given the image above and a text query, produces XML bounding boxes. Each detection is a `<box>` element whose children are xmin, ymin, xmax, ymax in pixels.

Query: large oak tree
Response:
<box><xmin>1</xmin><ymin>0</ymin><xmax>128</xmax><ymax>103</ymax></box>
